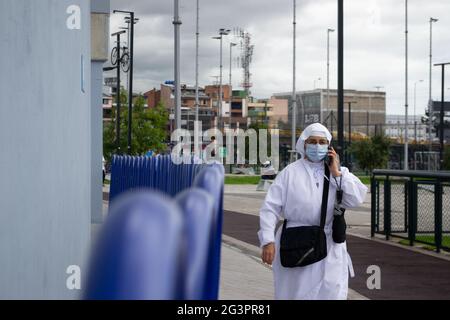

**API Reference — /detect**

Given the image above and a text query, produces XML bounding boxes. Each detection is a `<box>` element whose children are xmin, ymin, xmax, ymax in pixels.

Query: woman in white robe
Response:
<box><xmin>258</xmin><ymin>123</ymin><xmax>368</xmax><ymax>300</ymax></box>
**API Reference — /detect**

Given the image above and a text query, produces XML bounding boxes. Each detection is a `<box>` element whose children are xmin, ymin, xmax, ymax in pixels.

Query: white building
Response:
<box><xmin>385</xmin><ymin>115</ymin><xmax>428</xmax><ymax>142</ymax></box>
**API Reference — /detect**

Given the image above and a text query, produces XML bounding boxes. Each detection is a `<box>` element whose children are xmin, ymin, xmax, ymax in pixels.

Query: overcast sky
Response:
<box><xmin>108</xmin><ymin>0</ymin><xmax>450</xmax><ymax>115</ymax></box>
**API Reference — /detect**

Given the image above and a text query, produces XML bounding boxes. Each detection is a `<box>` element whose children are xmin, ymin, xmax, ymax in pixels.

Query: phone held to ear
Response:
<box><xmin>325</xmin><ymin>146</ymin><xmax>332</xmax><ymax>165</ymax></box>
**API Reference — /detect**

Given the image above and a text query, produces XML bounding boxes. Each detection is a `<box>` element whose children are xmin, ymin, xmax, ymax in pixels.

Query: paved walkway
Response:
<box><xmin>223</xmin><ymin>184</ymin><xmax>450</xmax><ymax>300</ymax></box>
<box><xmin>99</xmin><ymin>183</ymin><xmax>450</xmax><ymax>300</ymax></box>
<box><xmin>223</xmin><ymin>209</ymin><xmax>450</xmax><ymax>299</ymax></box>
<box><xmin>220</xmin><ymin>234</ymin><xmax>368</xmax><ymax>300</ymax></box>
<box><xmin>219</xmin><ymin>242</ymin><xmax>274</xmax><ymax>300</ymax></box>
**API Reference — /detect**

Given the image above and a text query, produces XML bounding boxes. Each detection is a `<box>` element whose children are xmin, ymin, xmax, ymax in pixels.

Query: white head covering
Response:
<box><xmin>295</xmin><ymin>123</ymin><xmax>332</xmax><ymax>158</ymax></box>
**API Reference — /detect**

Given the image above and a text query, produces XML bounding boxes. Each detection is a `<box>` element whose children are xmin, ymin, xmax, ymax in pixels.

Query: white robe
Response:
<box><xmin>258</xmin><ymin>159</ymin><xmax>368</xmax><ymax>300</ymax></box>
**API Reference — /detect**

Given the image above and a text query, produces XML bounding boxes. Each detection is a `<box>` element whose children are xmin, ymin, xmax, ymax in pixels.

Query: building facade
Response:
<box><xmin>273</xmin><ymin>89</ymin><xmax>386</xmax><ymax>137</ymax></box>
<box><xmin>386</xmin><ymin>115</ymin><xmax>429</xmax><ymax>143</ymax></box>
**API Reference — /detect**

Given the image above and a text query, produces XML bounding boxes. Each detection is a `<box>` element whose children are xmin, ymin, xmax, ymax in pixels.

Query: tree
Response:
<box><xmin>349</xmin><ymin>134</ymin><xmax>391</xmax><ymax>172</ymax></box>
<box><xmin>103</xmin><ymin>91</ymin><xmax>169</xmax><ymax>161</ymax></box>
<box><xmin>443</xmin><ymin>146</ymin><xmax>450</xmax><ymax>170</ymax></box>
<box><xmin>103</xmin><ymin>89</ymin><xmax>128</xmax><ymax>161</ymax></box>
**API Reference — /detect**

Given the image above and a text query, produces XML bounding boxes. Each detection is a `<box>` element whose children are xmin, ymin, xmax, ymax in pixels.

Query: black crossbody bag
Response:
<box><xmin>332</xmin><ymin>179</ymin><xmax>346</xmax><ymax>244</ymax></box>
<box><xmin>279</xmin><ymin>164</ymin><xmax>330</xmax><ymax>268</ymax></box>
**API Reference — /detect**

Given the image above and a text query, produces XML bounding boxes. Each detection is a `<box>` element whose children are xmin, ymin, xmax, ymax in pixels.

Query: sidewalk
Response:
<box><xmin>219</xmin><ymin>241</ymin><xmax>274</xmax><ymax>300</ymax></box>
<box><xmin>99</xmin><ymin>183</ymin><xmax>450</xmax><ymax>300</ymax></box>
<box><xmin>220</xmin><ymin>235</ymin><xmax>368</xmax><ymax>300</ymax></box>
<box><xmin>223</xmin><ymin>184</ymin><xmax>450</xmax><ymax>300</ymax></box>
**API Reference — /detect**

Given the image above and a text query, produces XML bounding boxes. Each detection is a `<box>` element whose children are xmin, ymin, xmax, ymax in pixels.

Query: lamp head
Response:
<box><xmin>219</xmin><ymin>28</ymin><xmax>231</xmax><ymax>35</ymax></box>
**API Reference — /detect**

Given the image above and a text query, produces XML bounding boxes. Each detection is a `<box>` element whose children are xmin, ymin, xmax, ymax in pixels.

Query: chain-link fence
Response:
<box><xmin>371</xmin><ymin>170</ymin><xmax>450</xmax><ymax>253</ymax></box>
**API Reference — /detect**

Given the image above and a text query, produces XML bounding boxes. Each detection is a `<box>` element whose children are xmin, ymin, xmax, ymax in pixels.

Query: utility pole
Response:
<box><xmin>291</xmin><ymin>0</ymin><xmax>297</xmax><ymax>162</ymax></box>
<box><xmin>106</xmin><ymin>30</ymin><xmax>126</xmax><ymax>154</ymax></box>
<box><xmin>404</xmin><ymin>0</ymin><xmax>409</xmax><ymax>170</ymax></box>
<box><xmin>327</xmin><ymin>28</ymin><xmax>335</xmax><ymax>118</ymax></box>
<box><xmin>434</xmin><ymin>62</ymin><xmax>450</xmax><ymax>170</ymax></box>
<box><xmin>195</xmin><ymin>0</ymin><xmax>200</xmax><ymax>155</ymax></box>
<box><xmin>414</xmin><ymin>80</ymin><xmax>424</xmax><ymax>143</ymax></box>
<box><xmin>213</xmin><ymin>28</ymin><xmax>230</xmax><ymax>132</ymax></box>
<box><xmin>229</xmin><ymin>42</ymin><xmax>237</xmax><ymax>129</ymax></box>
<box><xmin>114</xmin><ymin>10</ymin><xmax>138</xmax><ymax>155</ymax></box>
<box><xmin>429</xmin><ymin>17</ymin><xmax>438</xmax><ymax>152</ymax></box>
<box><xmin>173</xmin><ymin>0</ymin><xmax>182</xmax><ymax>131</ymax></box>
<box><xmin>337</xmin><ymin>0</ymin><xmax>344</xmax><ymax>160</ymax></box>
<box><xmin>347</xmin><ymin>101</ymin><xmax>356</xmax><ymax>170</ymax></box>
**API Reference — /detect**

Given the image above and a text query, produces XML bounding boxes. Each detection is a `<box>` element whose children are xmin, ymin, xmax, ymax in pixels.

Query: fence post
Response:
<box><xmin>434</xmin><ymin>179</ymin><xmax>443</xmax><ymax>253</ymax></box>
<box><xmin>384</xmin><ymin>179</ymin><xmax>391</xmax><ymax>240</ymax></box>
<box><xmin>404</xmin><ymin>181</ymin><xmax>408</xmax><ymax>232</ymax></box>
<box><xmin>371</xmin><ymin>175</ymin><xmax>376</xmax><ymax>237</ymax></box>
<box><xmin>407</xmin><ymin>179</ymin><xmax>417</xmax><ymax>246</ymax></box>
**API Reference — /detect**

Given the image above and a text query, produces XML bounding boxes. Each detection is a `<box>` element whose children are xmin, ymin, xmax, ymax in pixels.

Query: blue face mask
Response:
<box><xmin>305</xmin><ymin>144</ymin><xmax>329</xmax><ymax>162</ymax></box>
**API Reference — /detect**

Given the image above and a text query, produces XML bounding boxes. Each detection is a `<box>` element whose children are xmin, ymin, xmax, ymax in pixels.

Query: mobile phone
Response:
<box><xmin>325</xmin><ymin>146</ymin><xmax>332</xmax><ymax>165</ymax></box>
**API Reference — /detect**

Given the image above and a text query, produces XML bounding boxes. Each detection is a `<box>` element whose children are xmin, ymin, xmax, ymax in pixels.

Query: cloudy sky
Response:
<box><xmin>108</xmin><ymin>0</ymin><xmax>450</xmax><ymax>115</ymax></box>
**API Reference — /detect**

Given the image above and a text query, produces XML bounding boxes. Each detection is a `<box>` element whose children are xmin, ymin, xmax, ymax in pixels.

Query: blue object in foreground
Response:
<box><xmin>85</xmin><ymin>155</ymin><xmax>224</xmax><ymax>300</ymax></box>
<box><xmin>84</xmin><ymin>191</ymin><xmax>183</xmax><ymax>299</ymax></box>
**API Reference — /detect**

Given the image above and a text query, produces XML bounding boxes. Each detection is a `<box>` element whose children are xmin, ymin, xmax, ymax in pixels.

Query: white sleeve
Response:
<box><xmin>331</xmin><ymin>167</ymin><xmax>368</xmax><ymax>209</ymax></box>
<box><xmin>257</xmin><ymin>170</ymin><xmax>287</xmax><ymax>247</ymax></box>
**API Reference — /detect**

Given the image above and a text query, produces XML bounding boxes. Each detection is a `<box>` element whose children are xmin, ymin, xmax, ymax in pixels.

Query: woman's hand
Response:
<box><xmin>261</xmin><ymin>242</ymin><xmax>275</xmax><ymax>265</ymax></box>
<box><xmin>327</xmin><ymin>147</ymin><xmax>341</xmax><ymax>177</ymax></box>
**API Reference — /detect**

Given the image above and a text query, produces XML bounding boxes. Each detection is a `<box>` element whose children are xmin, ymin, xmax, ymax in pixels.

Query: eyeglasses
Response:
<box><xmin>305</xmin><ymin>139</ymin><xmax>328</xmax><ymax>145</ymax></box>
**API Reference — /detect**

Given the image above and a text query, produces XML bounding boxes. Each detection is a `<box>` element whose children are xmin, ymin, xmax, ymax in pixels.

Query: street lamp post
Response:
<box><xmin>434</xmin><ymin>62</ymin><xmax>450</xmax><ymax>170</ymax></box>
<box><xmin>346</xmin><ymin>101</ymin><xmax>357</xmax><ymax>170</ymax></box>
<box><xmin>114</xmin><ymin>10</ymin><xmax>138</xmax><ymax>155</ymax></box>
<box><xmin>414</xmin><ymin>80</ymin><xmax>424</xmax><ymax>142</ymax></box>
<box><xmin>213</xmin><ymin>28</ymin><xmax>230</xmax><ymax>132</ymax></box>
<box><xmin>195</xmin><ymin>0</ymin><xmax>200</xmax><ymax>151</ymax></box>
<box><xmin>327</xmin><ymin>28</ymin><xmax>335</xmax><ymax>118</ymax></box>
<box><xmin>107</xmin><ymin>30</ymin><xmax>126</xmax><ymax>154</ymax></box>
<box><xmin>314</xmin><ymin>77</ymin><xmax>321</xmax><ymax>90</ymax></box>
<box><xmin>173</xmin><ymin>0</ymin><xmax>182</xmax><ymax>132</ymax></box>
<box><xmin>428</xmin><ymin>17</ymin><xmax>438</xmax><ymax>151</ymax></box>
<box><xmin>291</xmin><ymin>0</ymin><xmax>297</xmax><ymax>162</ymax></box>
<box><xmin>229</xmin><ymin>42</ymin><xmax>237</xmax><ymax>129</ymax></box>
<box><xmin>337</xmin><ymin>0</ymin><xmax>344</xmax><ymax>161</ymax></box>
<box><xmin>404</xmin><ymin>0</ymin><xmax>409</xmax><ymax>170</ymax></box>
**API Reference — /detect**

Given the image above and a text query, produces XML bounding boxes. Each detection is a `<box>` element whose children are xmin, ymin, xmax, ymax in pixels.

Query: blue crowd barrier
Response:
<box><xmin>193</xmin><ymin>164</ymin><xmax>225</xmax><ymax>300</ymax></box>
<box><xmin>176</xmin><ymin>188</ymin><xmax>215</xmax><ymax>299</ymax></box>
<box><xmin>86</xmin><ymin>155</ymin><xmax>224</xmax><ymax>300</ymax></box>
<box><xmin>84</xmin><ymin>191</ymin><xmax>184</xmax><ymax>299</ymax></box>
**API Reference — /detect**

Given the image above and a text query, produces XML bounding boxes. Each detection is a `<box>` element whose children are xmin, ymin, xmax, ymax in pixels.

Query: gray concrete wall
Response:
<box><xmin>91</xmin><ymin>62</ymin><xmax>105</xmax><ymax>223</ymax></box>
<box><xmin>90</xmin><ymin>0</ymin><xmax>110</xmax><ymax>223</ymax></box>
<box><xmin>0</xmin><ymin>0</ymin><xmax>91</xmax><ymax>299</ymax></box>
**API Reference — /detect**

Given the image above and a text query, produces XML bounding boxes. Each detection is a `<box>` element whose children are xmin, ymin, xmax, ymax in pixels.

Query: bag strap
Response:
<box><xmin>320</xmin><ymin>163</ymin><xmax>331</xmax><ymax>228</ymax></box>
<box><xmin>282</xmin><ymin>163</ymin><xmax>331</xmax><ymax>231</ymax></box>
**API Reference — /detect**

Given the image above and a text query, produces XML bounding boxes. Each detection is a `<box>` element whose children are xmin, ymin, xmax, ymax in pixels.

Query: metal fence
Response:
<box><xmin>371</xmin><ymin>170</ymin><xmax>450</xmax><ymax>253</ymax></box>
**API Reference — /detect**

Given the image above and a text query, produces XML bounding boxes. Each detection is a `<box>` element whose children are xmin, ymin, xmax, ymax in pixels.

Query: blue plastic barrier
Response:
<box><xmin>175</xmin><ymin>188</ymin><xmax>215</xmax><ymax>300</ymax></box>
<box><xmin>84</xmin><ymin>191</ymin><xmax>183</xmax><ymax>299</ymax></box>
<box><xmin>193</xmin><ymin>164</ymin><xmax>225</xmax><ymax>300</ymax></box>
<box><xmin>86</xmin><ymin>155</ymin><xmax>224</xmax><ymax>300</ymax></box>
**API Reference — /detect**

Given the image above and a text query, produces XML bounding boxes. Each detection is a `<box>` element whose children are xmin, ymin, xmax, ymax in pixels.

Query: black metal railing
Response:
<box><xmin>371</xmin><ymin>170</ymin><xmax>450</xmax><ymax>253</ymax></box>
